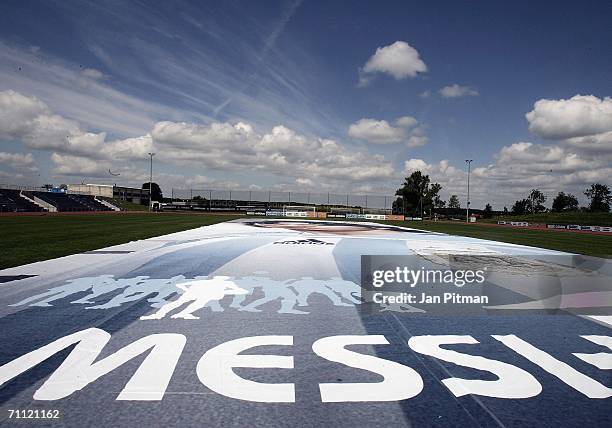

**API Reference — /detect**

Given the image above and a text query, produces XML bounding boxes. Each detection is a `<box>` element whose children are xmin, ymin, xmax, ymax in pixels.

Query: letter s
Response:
<box><xmin>197</xmin><ymin>336</ymin><xmax>294</xmax><ymax>403</ymax></box>
<box><xmin>409</xmin><ymin>335</ymin><xmax>541</xmax><ymax>399</ymax></box>
<box><xmin>313</xmin><ymin>335</ymin><xmax>423</xmax><ymax>402</ymax></box>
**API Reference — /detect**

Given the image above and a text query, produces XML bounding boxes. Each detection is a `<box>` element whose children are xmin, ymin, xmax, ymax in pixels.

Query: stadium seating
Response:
<box><xmin>0</xmin><ymin>189</ymin><xmax>120</xmax><ymax>213</ymax></box>
<box><xmin>68</xmin><ymin>194</ymin><xmax>113</xmax><ymax>211</ymax></box>
<box><xmin>29</xmin><ymin>191</ymin><xmax>91</xmax><ymax>212</ymax></box>
<box><xmin>0</xmin><ymin>188</ymin><xmax>120</xmax><ymax>213</ymax></box>
<box><xmin>0</xmin><ymin>189</ymin><xmax>46</xmax><ymax>212</ymax></box>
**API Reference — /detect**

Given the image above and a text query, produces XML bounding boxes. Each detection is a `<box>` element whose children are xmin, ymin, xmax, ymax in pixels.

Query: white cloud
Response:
<box><xmin>406</xmin><ymin>126</ymin><xmax>428</xmax><ymax>148</ymax></box>
<box><xmin>153</xmin><ymin>121</ymin><xmax>395</xmax><ymax>182</ymax></box>
<box><xmin>0</xmin><ymin>89</ymin><xmax>98</xmax><ymax>152</ymax></box>
<box><xmin>495</xmin><ymin>142</ymin><xmax>595</xmax><ymax>173</ymax></box>
<box><xmin>419</xmin><ymin>90</ymin><xmax>431</xmax><ymax>99</ymax></box>
<box><xmin>348</xmin><ymin>118</ymin><xmax>406</xmax><ymax>144</ymax></box>
<box><xmin>0</xmin><ymin>90</ymin><xmax>393</xmax><ymax>186</ymax></box>
<box><xmin>51</xmin><ymin>153</ymin><xmax>110</xmax><ymax>176</ymax></box>
<box><xmin>358</xmin><ymin>41</ymin><xmax>427</xmax><ymax>86</ymax></box>
<box><xmin>526</xmin><ymin>95</ymin><xmax>612</xmax><ymax>139</ymax></box>
<box><xmin>439</xmin><ymin>84</ymin><xmax>479</xmax><ymax>98</ymax></box>
<box><xmin>403</xmin><ymin>159</ymin><xmax>431</xmax><ymax>174</ymax></box>
<box><xmin>348</xmin><ymin>115</ymin><xmax>427</xmax><ymax>147</ymax></box>
<box><xmin>0</xmin><ymin>43</ymin><xmax>184</xmax><ymax>136</ymax></box>
<box><xmin>488</xmin><ymin>142</ymin><xmax>611</xmax><ymax>196</ymax></box>
<box><xmin>395</xmin><ymin>116</ymin><xmax>418</xmax><ymax>128</ymax></box>
<box><xmin>295</xmin><ymin>177</ymin><xmax>314</xmax><ymax>187</ymax></box>
<box><xmin>80</xmin><ymin>68</ymin><xmax>105</xmax><ymax>80</ymax></box>
<box><xmin>400</xmin><ymin>134</ymin><xmax>612</xmax><ymax>209</ymax></box>
<box><xmin>0</xmin><ymin>90</ymin><xmax>153</xmax><ymax>160</ymax></box>
<box><xmin>102</xmin><ymin>134</ymin><xmax>154</xmax><ymax>160</ymax></box>
<box><xmin>0</xmin><ymin>151</ymin><xmax>37</xmax><ymax>171</ymax></box>
<box><xmin>0</xmin><ymin>90</ymin><xmax>49</xmax><ymax>139</ymax></box>
<box><xmin>184</xmin><ymin>174</ymin><xmax>242</xmax><ymax>189</ymax></box>
<box><xmin>563</xmin><ymin>130</ymin><xmax>612</xmax><ymax>154</ymax></box>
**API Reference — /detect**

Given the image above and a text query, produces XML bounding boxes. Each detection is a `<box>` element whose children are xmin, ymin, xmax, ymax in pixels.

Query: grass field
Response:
<box><xmin>0</xmin><ymin>213</ymin><xmax>610</xmax><ymax>270</ymax></box>
<box><xmin>397</xmin><ymin>220</ymin><xmax>612</xmax><ymax>258</ymax></box>
<box><xmin>0</xmin><ymin>213</ymin><xmax>241</xmax><ymax>270</ymax></box>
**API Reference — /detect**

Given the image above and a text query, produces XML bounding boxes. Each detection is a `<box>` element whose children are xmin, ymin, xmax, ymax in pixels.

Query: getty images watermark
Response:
<box><xmin>359</xmin><ymin>255</ymin><xmax>612</xmax><ymax>316</ymax></box>
<box><xmin>371</xmin><ymin>265</ymin><xmax>487</xmax><ymax>305</ymax></box>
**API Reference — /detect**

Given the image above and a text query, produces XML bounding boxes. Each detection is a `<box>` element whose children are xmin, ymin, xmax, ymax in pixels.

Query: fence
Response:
<box><xmin>170</xmin><ymin>189</ymin><xmax>396</xmax><ymax>212</ymax></box>
<box><xmin>1</xmin><ymin>184</ymin><xmax>400</xmax><ymax>213</ymax></box>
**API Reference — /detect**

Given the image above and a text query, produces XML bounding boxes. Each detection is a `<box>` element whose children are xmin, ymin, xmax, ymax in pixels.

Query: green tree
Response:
<box><xmin>429</xmin><ymin>183</ymin><xmax>445</xmax><ymax>211</ymax></box>
<box><xmin>448</xmin><ymin>195</ymin><xmax>460</xmax><ymax>209</ymax></box>
<box><xmin>483</xmin><ymin>203</ymin><xmax>493</xmax><ymax>218</ymax></box>
<box><xmin>512</xmin><ymin>199</ymin><xmax>530</xmax><ymax>215</ymax></box>
<box><xmin>528</xmin><ymin>189</ymin><xmax>546</xmax><ymax>213</ymax></box>
<box><xmin>551</xmin><ymin>192</ymin><xmax>579</xmax><ymax>212</ymax></box>
<box><xmin>394</xmin><ymin>171</ymin><xmax>442</xmax><ymax>216</ymax></box>
<box><xmin>142</xmin><ymin>182</ymin><xmax>163</xmax><ymax>202</ymax></box>
<box><xmin>434</xmin><ymin>197</ymin><xmax>446</xmax><ymax>209</ymax></box>
<box><xmin>584</xmin><ymin>183</ymin><xmax>611</xmax><ymax>212</ymax></box>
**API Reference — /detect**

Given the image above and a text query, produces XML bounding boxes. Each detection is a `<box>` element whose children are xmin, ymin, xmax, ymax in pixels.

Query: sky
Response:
<box><xmin>0</xmin><ymin>0</ymin><xmax>610</xmax><ymax>209</ymax></box>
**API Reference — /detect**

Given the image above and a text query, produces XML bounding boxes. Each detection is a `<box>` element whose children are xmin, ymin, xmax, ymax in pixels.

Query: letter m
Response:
<box><xmin>0</xmin><ymin>328</ymin><xmax>185</xmax><ymax>401</ymax></box>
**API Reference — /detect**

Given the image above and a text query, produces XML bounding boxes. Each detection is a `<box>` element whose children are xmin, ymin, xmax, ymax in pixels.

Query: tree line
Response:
<box><xmin>510</xmin><ymin>184</ymin><xmax>611</xmax><ymax>215</ymax></box>
<box><xmin>393</xmin><ymin>171</ymin><xmax>611</xmax><ymax>217</ymax></box>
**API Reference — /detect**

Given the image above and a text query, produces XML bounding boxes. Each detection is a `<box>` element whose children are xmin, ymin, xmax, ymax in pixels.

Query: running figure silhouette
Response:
<box><xmin>10</xmin><ymin>275</ymin><xmax>116</xmax><ymax>307</ymax></box>
<box><xmin>140</xmin><ymin>276</ymin><xmax>248</xmax><ymax>320</ymax></box>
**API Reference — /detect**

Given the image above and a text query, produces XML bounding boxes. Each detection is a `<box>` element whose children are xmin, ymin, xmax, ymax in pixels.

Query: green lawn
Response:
<box><xmin>1</xmin><ymin>213</ymin><xmax>610</xmax><ymax>270</ymax></box>
<box><xmin>0</xmin><ymin>213</ymin><xmax>241</xmax><ymax>269</ymax></box>
<box><xmin>387</xmin><ymin>220</ymin><xmax>612</xmax><ymax>258</ymax></box>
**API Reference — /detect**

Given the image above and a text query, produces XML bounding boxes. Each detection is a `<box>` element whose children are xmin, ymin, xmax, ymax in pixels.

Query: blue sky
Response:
<box><xmin>0</xmin><ymin>0</ymin><xmax>610</xmax><ymax>208</ymax></box>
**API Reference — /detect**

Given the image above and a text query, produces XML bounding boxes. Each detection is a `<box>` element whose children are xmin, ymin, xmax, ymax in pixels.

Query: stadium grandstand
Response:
<box><xmin>2</xmin><ymin>183</ymin><xmax>400</xmax><ymax>217</ymax></box>
<box><xmin>0</xmin><ymin>186</ymin><xmax>120</xmax><ymax>213</ymax></box>
<box><xmin>0</xmin><ymin>188</ymin><xmax>45</xmax><ymax>213</ymax></box>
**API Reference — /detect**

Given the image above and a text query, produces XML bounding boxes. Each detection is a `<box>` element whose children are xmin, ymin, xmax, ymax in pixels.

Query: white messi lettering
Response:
<box><xmin>197</xmin><ymin>335</ymin><xmax>295</xmax><ymax>402</ymax></box>
<box><xmin>408</xmin><ymin>335</ymin><xmax>542</xmax><ymax>398</ymax></box>
<box><xmin>493</xmin><ymin>334</ymin><xmax>611</xmax><ymax>399</ymax></box>
<box><xmin>313</xmin><ymin>335</ymin><xmax>423</xmax><ymax>402</ymax></box>
<box><xmin>0</xmin><ymin>328</ymin><xmax>185</xmax><ymax>401</ymax></box>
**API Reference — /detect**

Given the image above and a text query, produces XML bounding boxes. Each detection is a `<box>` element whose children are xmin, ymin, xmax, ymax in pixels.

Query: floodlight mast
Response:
<box><xmin>148</xmin><ymin>152</ymin><xmax>155</xmax><ymax>211</ymax></box>
<box><xmin>465</xmin><ymin>159</ymin><xmax>473</xmax><ymax>222</ymax></box>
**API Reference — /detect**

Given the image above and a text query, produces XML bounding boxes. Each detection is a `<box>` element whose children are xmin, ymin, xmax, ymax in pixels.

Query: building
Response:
<box><xmin>68</xmin><ymin>184</ymin><xmax>150</xmax><ymax>204</ymax></box>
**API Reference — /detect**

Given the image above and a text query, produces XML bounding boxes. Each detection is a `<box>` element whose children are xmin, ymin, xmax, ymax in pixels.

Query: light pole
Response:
<box><xmin>148</xmin><ymin>152</ymin><xmax>155</xmax><ymax>211</ymax></box>
<box><xmin>465</xmin><ymin>159</ymin><xmax>473</xmax><ymax>222</ymax></box>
